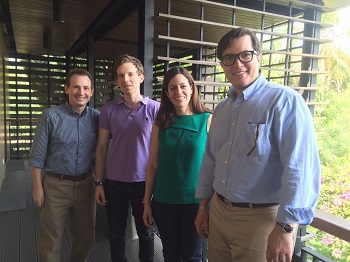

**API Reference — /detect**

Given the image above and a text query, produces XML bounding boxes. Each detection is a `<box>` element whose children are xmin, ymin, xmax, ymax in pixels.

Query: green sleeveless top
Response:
<box><xmin>153</xmin><ymin>112</ymin><xmax>210</xmax><ymax>204</ymax></box>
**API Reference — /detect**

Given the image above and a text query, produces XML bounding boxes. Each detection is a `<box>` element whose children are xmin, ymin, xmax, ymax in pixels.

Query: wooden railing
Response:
<box><xmin>292</xmin><ymin>209</ymin><xmax>350</xmax><ymax>262</ymax></box>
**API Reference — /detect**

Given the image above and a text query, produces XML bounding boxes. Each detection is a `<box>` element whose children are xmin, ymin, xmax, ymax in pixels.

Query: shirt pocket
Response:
<box><xmin>243</xmin><ymin>122</ymin><xmax>266</xmax><ymax>156</ymax></box>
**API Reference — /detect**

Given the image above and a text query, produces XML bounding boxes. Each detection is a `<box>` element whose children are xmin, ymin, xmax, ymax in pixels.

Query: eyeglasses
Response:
<box><xmin>221</xmin><ymin>51</ymin><xmax>258</xmax><ymax>66</ymax></box>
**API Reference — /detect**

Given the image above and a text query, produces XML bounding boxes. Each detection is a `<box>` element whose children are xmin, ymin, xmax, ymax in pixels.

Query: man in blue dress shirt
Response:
<box><xmin>29</xmin><ymin>68</ymin><xmax>100</xmax><ymax>262</ymax></box>
<box><xmin>195</xmin><ymin>28</ymin><xmax>320</xmax><ymax>262</ymax></box>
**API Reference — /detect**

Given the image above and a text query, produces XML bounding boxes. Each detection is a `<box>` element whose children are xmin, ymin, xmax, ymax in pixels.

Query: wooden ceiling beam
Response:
<box><xmin>65</xmin><ymin>0</ymin><xmax>138</xmax><ymax>57</ymax></box>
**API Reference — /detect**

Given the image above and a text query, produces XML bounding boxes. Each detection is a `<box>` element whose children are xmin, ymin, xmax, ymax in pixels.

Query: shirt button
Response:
<box><xmin>224</xmin><ymin>160</ymin><xmax>228</xmax><ymax>164</ymax></box>
<box><xmin>222</xmin><ymin>180</ymin><xmax>225</xmax><ymax>183</ymax></box>
<box><xmin>229</xmin><ymin>141</ymin><xmax>232</xmax><ymax>145</ymax></box>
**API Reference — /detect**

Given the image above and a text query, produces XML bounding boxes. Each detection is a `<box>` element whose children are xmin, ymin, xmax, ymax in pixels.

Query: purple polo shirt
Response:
<box><xmin>99</xmin><ymin>96</ymin><xmax>160</xmax><ymax>182</ymax></box>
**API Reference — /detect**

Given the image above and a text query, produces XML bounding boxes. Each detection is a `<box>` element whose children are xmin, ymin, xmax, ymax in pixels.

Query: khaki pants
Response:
<box><xmin>208</xmin><ymin>193</ymin><xmax>279</xmax><ymax>262</ymax></box>
<box><xmin>39</xmin><ymin>174</ymin><xmax>96</xmax><ymax>262</ymax></box>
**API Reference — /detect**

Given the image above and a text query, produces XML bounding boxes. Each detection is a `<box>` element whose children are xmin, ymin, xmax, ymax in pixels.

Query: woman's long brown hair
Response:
<box><xmin>156</xmin><ymin>66</ymin><xmax>212</xmax><ymax>130</ymax></box>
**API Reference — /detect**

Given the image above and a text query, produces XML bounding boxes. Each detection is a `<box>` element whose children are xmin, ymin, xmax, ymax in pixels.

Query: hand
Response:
<box><xmin>95</xmin><ymin>186</ymin><xmax>107</xmax><ymax>205</ymax></box>
<box><xmin>266</xmin><ymin>224</ymin><xmax>294</xmax><ymax>262</ymax></box>
<box><xmin>32</xmin><ymin>186</ymin><xmax>44</xmax><ymax>207</ymax></box>
<box><xmin>143</xmin><ymin>204</ymin><xmax>154</xmax><ymax>227</ymax></box>
<box><xmin>194</xmin><ymin>208</ymin><xmax>209</xmax><ymax>239</ymax></box>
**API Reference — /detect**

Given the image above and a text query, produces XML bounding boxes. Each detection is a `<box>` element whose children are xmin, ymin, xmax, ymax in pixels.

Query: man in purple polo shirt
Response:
<box><xmin>95</xmin><ymin>54</ymin><xmax>160</xmax><ymax>262</ymax></box>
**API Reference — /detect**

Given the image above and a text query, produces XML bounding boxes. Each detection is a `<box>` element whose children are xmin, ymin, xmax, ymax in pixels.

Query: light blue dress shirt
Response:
<box><xmin>196</xmin><ymin>74</ymin><xmax>320</xmax><ymax>225</ymax></box>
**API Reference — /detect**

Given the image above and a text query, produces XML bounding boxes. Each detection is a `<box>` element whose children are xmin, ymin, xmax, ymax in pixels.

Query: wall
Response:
<box><xmin>0</xmin><ymin>26</ymin><xmax>9</xmax><ymax>183</ymax></box>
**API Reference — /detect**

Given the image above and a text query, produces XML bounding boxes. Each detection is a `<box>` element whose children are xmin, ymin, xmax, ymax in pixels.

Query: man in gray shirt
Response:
<box><xmin>29</xmin><ymin>68</ymin><xmax>100</xmax><ymax>262</ymax></box>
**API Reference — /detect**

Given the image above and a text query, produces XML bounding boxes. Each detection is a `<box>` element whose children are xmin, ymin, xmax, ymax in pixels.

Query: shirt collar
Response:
<box><xmin>64</xmin><ymin>101</ymin><xmax>88</xmax><ymax>116</ymax></box>
<box><xmin>115</xmin><ymin>95</ymin><xmax>149</xmax><ymax>106</ymax></box>
<box><xmin>172</xmin><ymin>115</ymin><xmax>199</xmax><ymax>132</ymax></box>
<box><xmin>228</xmin><ymin>74</ymin><xmax>267</xmax><ymax>101</ymax></box>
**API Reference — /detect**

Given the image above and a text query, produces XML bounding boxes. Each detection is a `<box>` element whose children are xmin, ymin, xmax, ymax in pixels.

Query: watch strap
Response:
<box><xmin>276</xmin><ymin>222</ymin><xmax>293</xmax><ymax>233</ymax></box>
<box><xmin>94</xmin><ymin>181</ymin><xmax>104</xmax><ymax>187</ymax></box>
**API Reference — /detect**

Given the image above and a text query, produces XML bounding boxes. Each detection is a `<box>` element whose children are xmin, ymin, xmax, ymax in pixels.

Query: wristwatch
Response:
<box><xmin>276</xmin><ymin>222</ymin><xmax>294</xmax><ymax>233</ymax></box>
<box><xmin>94</xmin><ymin>181</ymin><xmax>104</xmax><ymax>187</ymax></box>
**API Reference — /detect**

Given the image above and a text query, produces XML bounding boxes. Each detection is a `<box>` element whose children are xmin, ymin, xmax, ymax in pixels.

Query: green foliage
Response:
<box><xmin>315</xmin><ymin>88</ymin><xmax>350</xmax><ymax>164</ymax></box>
<box><xmin>308</xmin><ymin>8</ymin><xmax>350</xmax><ymax>260</ymax></box>
<box><xmin>312</xmin><ymin>89</ymin><xmax>350</xmax><ymax>261</ymax></box>
<box><xmin>308</xmin><ymin>225</ymin><xmax>350</xmax><ymax>262</ymax></box>
<box><xmin>318</xmin><ymin>11</ymin><xmax>350</xmax><ymax>92</ymax></box>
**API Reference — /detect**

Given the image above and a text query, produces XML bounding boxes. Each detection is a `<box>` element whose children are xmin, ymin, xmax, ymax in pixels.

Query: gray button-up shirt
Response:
<box><xmin>29</xmin><ymin>102</ymin><xmax>100</xmax><ymax>176</ymax></box>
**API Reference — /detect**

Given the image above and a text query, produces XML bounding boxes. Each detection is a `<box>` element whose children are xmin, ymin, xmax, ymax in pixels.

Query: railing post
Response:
<box><xmin>202</xmin><ymin>239</ymin><xmax>208</xmax><ymax>261</ymax></box>
<box><xmin>292</xmin><ymin>226</ymin><xmax>303</xmax><ymax>261</ymax></box>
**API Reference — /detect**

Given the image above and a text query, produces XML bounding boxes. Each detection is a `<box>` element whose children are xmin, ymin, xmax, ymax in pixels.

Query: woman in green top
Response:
<box><xmin>143</xmin><ymin>66</ymin><xmax>212</xmax><ymax>262</ymax></box>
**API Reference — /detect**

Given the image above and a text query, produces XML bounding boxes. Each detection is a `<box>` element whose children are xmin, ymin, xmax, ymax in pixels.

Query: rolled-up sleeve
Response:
<box><xmin>275</xmin><ymin>94</ymin><xmax>320</xmax><ymax>225</ymax></box>
<box><xmin>28</xmin><ymin>112</ymin><xmax>50</xmax><ymax>168</ymax></box>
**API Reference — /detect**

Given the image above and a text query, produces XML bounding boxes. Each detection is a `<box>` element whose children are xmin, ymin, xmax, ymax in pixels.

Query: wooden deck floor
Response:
<box><xmin>0</xmin><ymin>160</ymin><xmax>164</xmax><ymax>262</ymax></box>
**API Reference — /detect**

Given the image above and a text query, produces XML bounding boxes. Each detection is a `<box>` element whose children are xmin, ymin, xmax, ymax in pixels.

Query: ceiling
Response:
<box><xmin>1</xmin><ymin>0</ymin><xmax>349</xmax><ymax>61</ymax></box>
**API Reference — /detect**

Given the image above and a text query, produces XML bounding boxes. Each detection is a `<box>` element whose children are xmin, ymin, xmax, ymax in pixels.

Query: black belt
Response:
<box><xmin>216</xmin><ymin>193</ymin><xmax>279</xmax><ymax>209</ymax></box>
<box><xmin>46</xmin><ymin>171</ymin><xmax>91</xmax><ymax>182</ymax></box>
